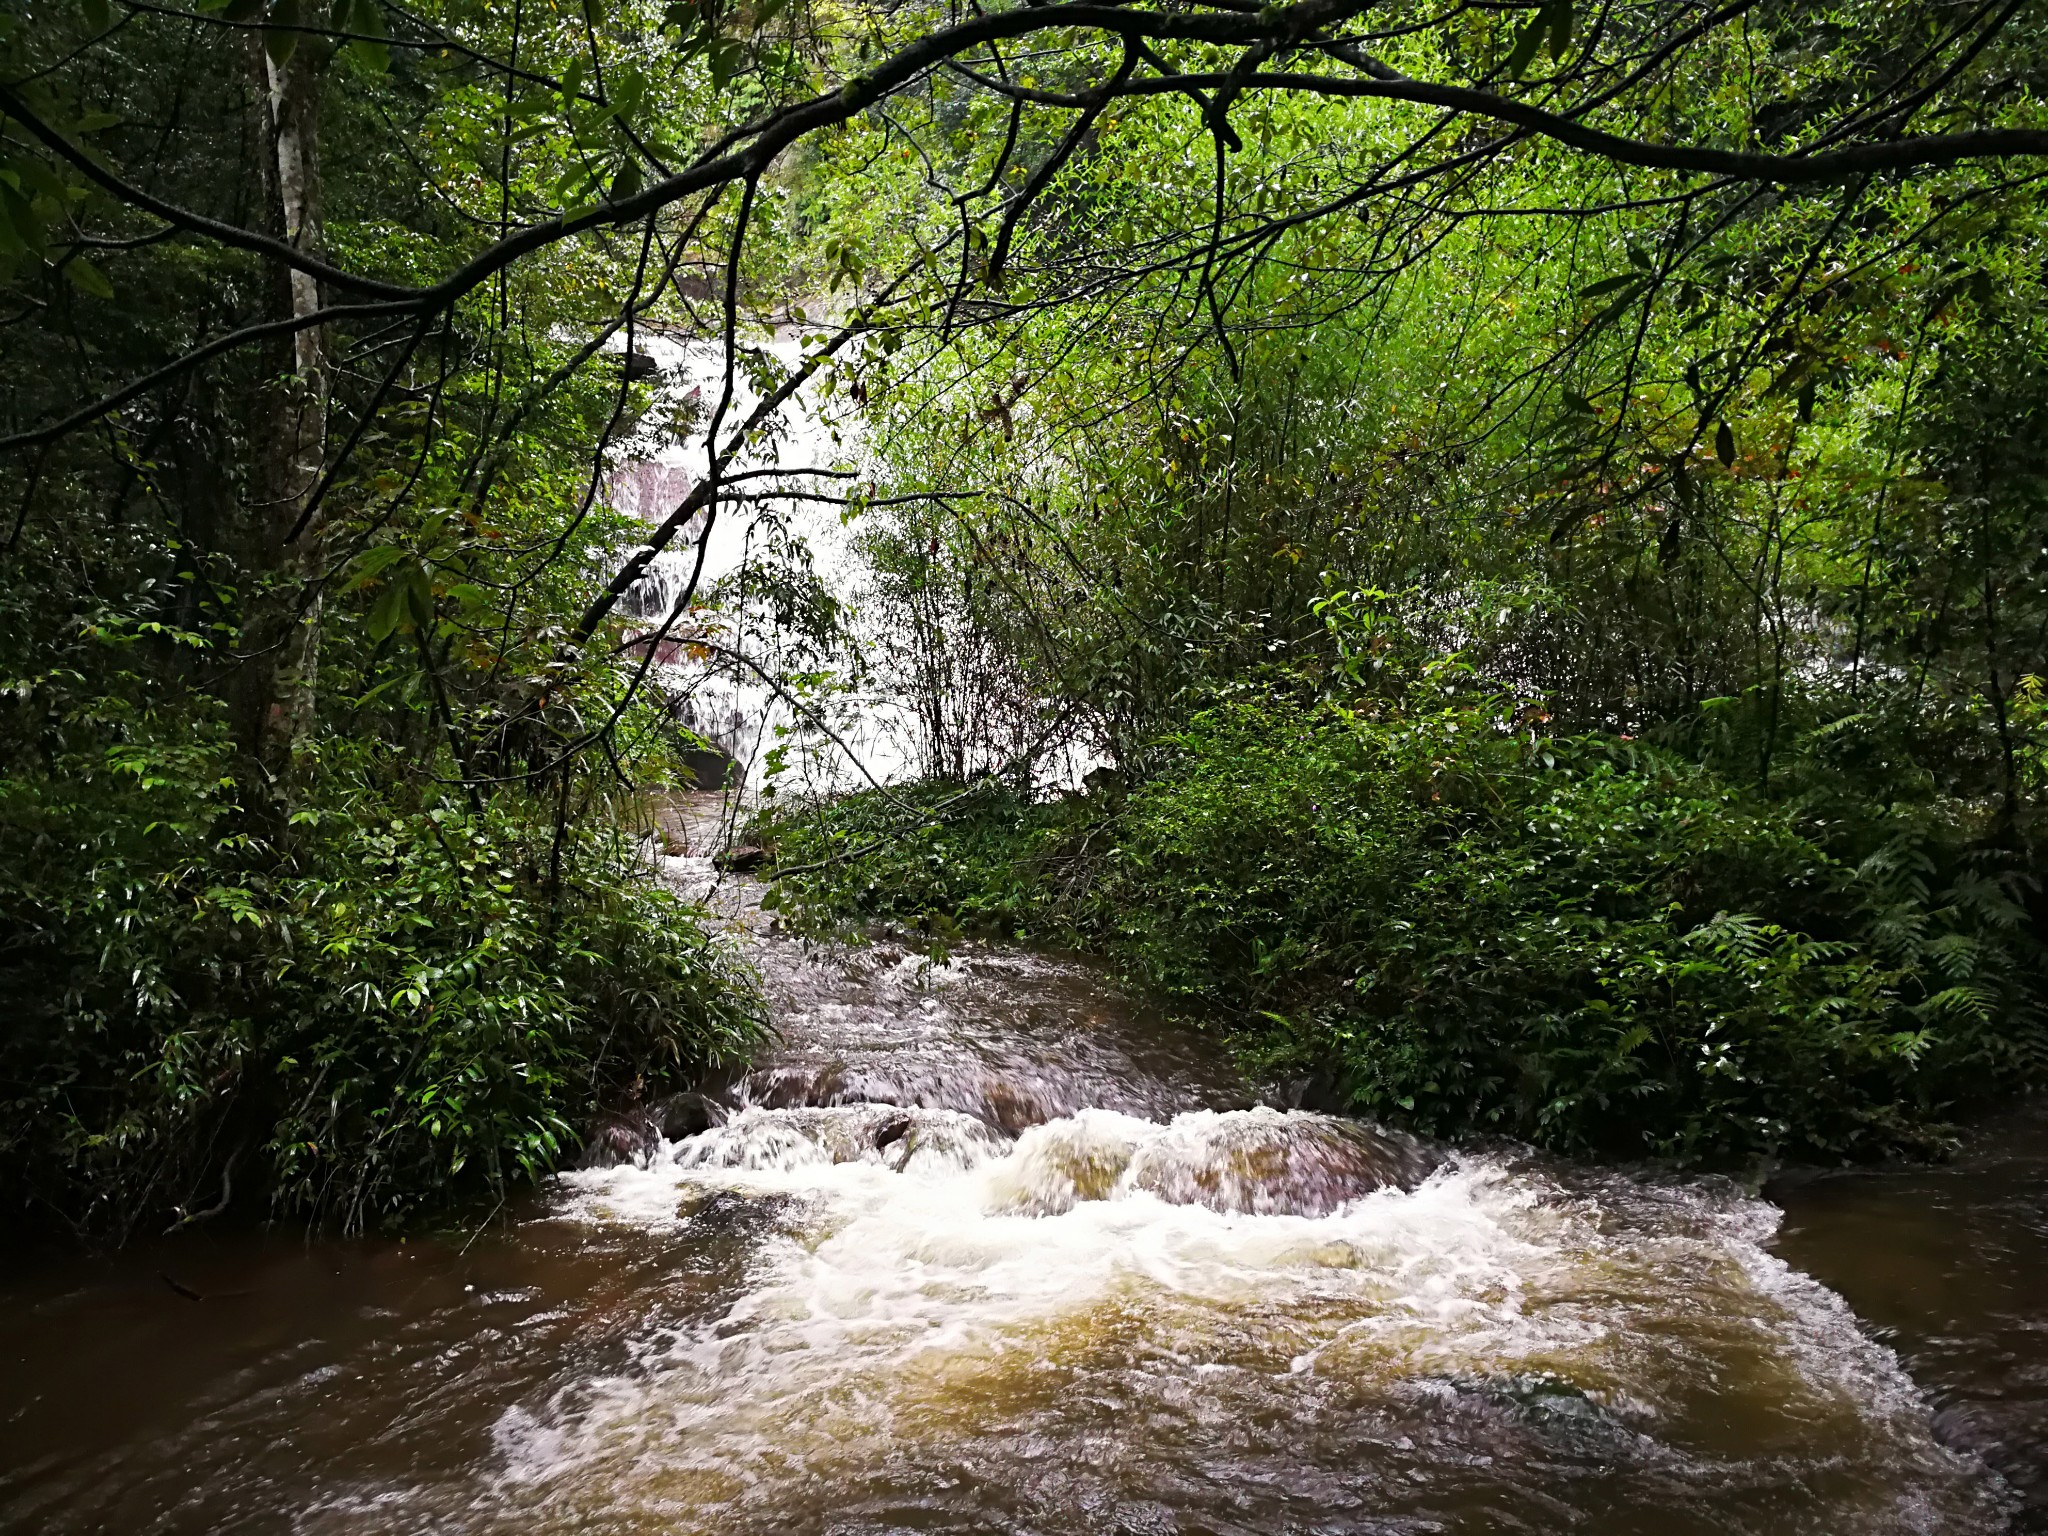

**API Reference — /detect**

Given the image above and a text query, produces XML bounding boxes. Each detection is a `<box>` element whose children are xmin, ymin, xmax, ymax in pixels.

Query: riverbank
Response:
<box><xmin>2</xmin><ymin>900</ymin><xmax>2039</xmax><ymax>1531</ymax></box>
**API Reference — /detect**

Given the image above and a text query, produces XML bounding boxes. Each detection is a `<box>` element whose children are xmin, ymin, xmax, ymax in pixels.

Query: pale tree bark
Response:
<box><xmin>238</xmin><ymin>36</ymin><xmax>329</xmax><ymax>793</ymax></box>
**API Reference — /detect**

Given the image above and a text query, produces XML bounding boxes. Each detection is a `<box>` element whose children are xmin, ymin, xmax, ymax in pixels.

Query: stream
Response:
<box><xmin>1</xmin><ymin>841</ymin><xmax>2042</xmax><ymax>1534</ymax></box>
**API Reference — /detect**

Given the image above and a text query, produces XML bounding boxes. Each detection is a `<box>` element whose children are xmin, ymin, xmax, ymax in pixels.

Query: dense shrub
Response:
<box><xmin>773</xmin><ymin>682</ymin><xmax>2046</xmax><ymax>1164</ymax></box>
<box><xmin>762</xmin><ymin>778</ymin><xmax>1089</xmax><ymax>942</ymax></box>
<box><xmin>0</xmin><ymin>693</ymin><xmax>763</xmax><ymax>1240</ymax></box>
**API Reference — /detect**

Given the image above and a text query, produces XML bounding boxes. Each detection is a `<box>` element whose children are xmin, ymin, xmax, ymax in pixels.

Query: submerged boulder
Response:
<box><xmin>579</xmin><ymin>1091</ymin><xmax>732</xmax><ymax>1169</ymax></box>
<box><xmin>1128</xmin><ymin>1107</ymin><xmax>1440</xmax><ymax>1216</ymax></box>
<box><xmin>579</xmin><ymin>1110</ymin><xmax>658</xmax><ymax>1169</ymax></box>
<box><xmin>990</xmin><ymin>1106</ymin><xmax>1441</xmax><ymax>1218</ymax></box>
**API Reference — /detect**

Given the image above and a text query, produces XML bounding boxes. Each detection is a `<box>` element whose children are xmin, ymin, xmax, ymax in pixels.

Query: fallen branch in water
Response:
<box><xmin>163</xmin><ymin>1145</ymin><xmax>239</xmax><ymax>1236</ymax></box>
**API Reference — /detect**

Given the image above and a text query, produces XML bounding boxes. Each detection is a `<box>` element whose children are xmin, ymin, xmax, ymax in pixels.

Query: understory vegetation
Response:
<box><xmin>1</xmin><ymin>726</ymin><xmax>761</xmax><ymax>1236</ymax></box>
<box><xmin>763</xmin><ymin>115</ymin><xmax>2048</xmax><ymax>1161</ymax></box>
<box><xmin>0</xmin><ymin>422</ymin><xmax>765</xmax><ymax>1240</ymax></box>
<box><xmin>769</xmin><ymin>669</ymin><xmax>2046</xmax><ymax>1161</ymax></box>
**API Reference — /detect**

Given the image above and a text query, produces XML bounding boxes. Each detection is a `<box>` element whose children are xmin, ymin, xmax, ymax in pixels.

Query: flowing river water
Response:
<box><xmin>2</xmin><ymin>838</ymin><xmax>2043</xmax><ymax>1534</ymax></box>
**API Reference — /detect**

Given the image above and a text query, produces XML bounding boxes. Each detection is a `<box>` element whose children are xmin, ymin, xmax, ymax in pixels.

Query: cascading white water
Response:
<box><xmin>446</xmin><ymin>1092</ymin><xmax>2002</xmax><ymax>1535</ymax></box>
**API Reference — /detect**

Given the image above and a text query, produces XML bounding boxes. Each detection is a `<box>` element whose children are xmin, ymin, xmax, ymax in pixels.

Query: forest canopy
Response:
<box><xmin>2</xmin><ymin>0</ymin><xmax>2046</xmax><ymax>1236</ymax></box>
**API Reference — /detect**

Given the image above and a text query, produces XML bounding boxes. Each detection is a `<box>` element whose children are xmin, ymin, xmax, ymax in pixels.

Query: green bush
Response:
<box><xmin>763</xmin><ymin>779</ymin><xmax>1088</xmax><ymax>943</ymax></box>
<box><xmin>1128</xmin><ymin>693</ymin><xmax>2044</xmax><ymax>1159</ymax></box>
<box><xmin>774</xmin><ymin>680</ymin><xmax>2046</xmax><ymax>1164</ymax></box>
<box><xmin>0</xmin><ymin>701</ymin><xmax>763</xmax><ymax>1240</ymax></box>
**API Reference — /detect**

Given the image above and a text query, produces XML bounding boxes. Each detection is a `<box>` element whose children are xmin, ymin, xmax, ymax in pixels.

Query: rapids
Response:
<box><xmin>0</xmin><ymin>832</ymin><xmax>2035</xmax><ymax>1533</ymax></box>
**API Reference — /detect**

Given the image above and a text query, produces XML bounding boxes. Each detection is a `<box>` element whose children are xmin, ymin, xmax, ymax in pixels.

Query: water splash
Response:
<box><xmin>509</xmin><ymin>1094</ymin><xmax>2004</xmax><ymax>1535</ymax></box>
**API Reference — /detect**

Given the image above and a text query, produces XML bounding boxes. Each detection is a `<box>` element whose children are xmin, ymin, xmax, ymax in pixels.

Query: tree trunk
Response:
<box><xmin>235</xmin><ymin>35</ymin><xmax>328</xmax><ymax>796</ymax></box>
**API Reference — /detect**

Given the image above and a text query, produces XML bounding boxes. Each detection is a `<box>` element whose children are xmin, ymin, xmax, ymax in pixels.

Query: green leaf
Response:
<box><xmin>366</xmin><ymin>563</ymin><xmax>430</xmax><ymax>640</ymax></box>
<box><xmin>1588</xmin><ymin>284</ymin><xmax>1647</xmax><ymax>331</ymax></box>
<box><xmin>64</xmin><ymin>255</ymin><xmax>113</xmax><ymax>299</ymax></box>
<box><xmin>1505</xmin><ymin>13</ymin><xmax>1548</xmax><ymax>79</ymax></box>
<box><xmin>610</xmin><ymin>156</ymin><xmax>643</xmax><ymax>201</ymax></box>
<box><xmin>0</xmin><ymin>193</ymin><xmax>26</xmax><ymax>259</ymax></box>
<box><xmin>706</xmin><ymin>34</ymin><xmax>747</xmax><ymax>89</ymax></box>
<box><xmin>1578</xmin><ymin>272</ymin><xmax>1645</xmax><ymax>300</ymax></box>
<box><xmin>1798</xmin><ymin>378</ymin><xmax>1816</xmax><ymax>423</ymax></box>
<box><xmin>14</xmin><ymin>160</ymin><xmax>71</xmax><ymax>203</ymax></box>
<box><xmin>82</xmin><ymin>0</ymin><xmax>114</xmax><ymax>34</ymax></box>
<box><xmin>339</xmin><ymin>0</ymin><xmax>390</xmax><ymax>71</ymax></box>
<box><xmin>1715</xmin><ymin>420</ymin><xmax>1736</xmax><ymax>467</ymax></box>
<box><xmin>610</xmin><ymin>66</ymin><xmax>647</xmax><ymax>120</ymax></box>
<box><xmin>367</xmin><ymin>579</ymin><xmax>409</xmax><ymax>641</ymax></box>
<box><xmin>404</xmin><ymin>574</ymin><xmax>436</xmax><ymax>632</ymax></box>
<box><xmin>349</xmin><ymin>544</ymin><xmax>411</xmax><ymax>583</ymax></box>
<box><xmin>1541</xmin><ymin>0</ymin><xmax>1573</xmax><ymax>58</ymax></box>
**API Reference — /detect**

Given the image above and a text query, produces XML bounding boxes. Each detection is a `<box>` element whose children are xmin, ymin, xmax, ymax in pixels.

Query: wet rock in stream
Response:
<box><xmin>578</xmin><ymin>1091</ymin><xmax>731</xmax><ymax>1169</ymax></box>
<box><xmin>731</xmin><ymin>941</ymin><xmax>1256</xmax><ymax>1132</ymax></box>
<box><xmin>989</xmin><ymin>1106</ymin><xmax>1440</xmax><ymax>1217</ymax></box>
<box><xmin>674</xmin><ymin>1103</ymin><xmax>1013</xmax><ymax>1175</ymax></box>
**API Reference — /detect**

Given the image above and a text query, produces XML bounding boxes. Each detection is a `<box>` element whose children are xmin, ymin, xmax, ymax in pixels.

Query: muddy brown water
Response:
<box><xmin>2</xmin><ymin>861</ymin><xmax>2042</xmax><ymax>1533</ymax></box>
<box><xmin>1769</xmin><ymin>1108</ymin><xmax>2048</xmax><ymax>1530</ymax></box>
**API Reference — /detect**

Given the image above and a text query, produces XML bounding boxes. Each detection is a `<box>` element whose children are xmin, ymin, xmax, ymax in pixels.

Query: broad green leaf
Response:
<box><xmin>64</xmin><ymin>255</ymin><xmax>114</xmax><ymax>299</ymax></box>
<box><xmin>349</xmin><ymin>544</ymin><xmax>412</xmax><ymax>583</ymax></box>
<box><xmin>1505</xmin><ymin>13</ymin><xmax>1548</xmax><ymax>79</ymax></box>
<box><xmin>1715</xmin><ymin>420</ymin><xmax>1736</xmax><ymax>467</ymax></box>
<box><xmin>1542</xmin><ymin>0</ymin><xmax>1573</xmax><ymax>57</ymax></box>
<box><xmin>707</xmin><ymin>34</ymin><xmax>747</xmax><ymax>90</ymax></box>
<box><xmin>1578</xmin><ymin>272</ymin><xmax>1645</xmax><ymax>300</ymax></box>
<box><xmin>367</xmin><ymin>578</ymin><xmax>410</xmax><ymax>641</ymax></box>
<box><xmin>0</xmin><ymin>184</ymin><xmax>45</xmax><ymax>257</ymax></box>
<box><xmin>0</xmin><ymin>192</ymin><xmax>26</xmax><ymax>259</ymax></box>
<box><xmin>340</xmin><ymin>0</ymin><xmax>390</xmax><ymax>72</ymax></box>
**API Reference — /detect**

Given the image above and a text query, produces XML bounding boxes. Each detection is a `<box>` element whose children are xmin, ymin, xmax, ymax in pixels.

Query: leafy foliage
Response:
<box><xmin>775</xmin><ymin>672</ymin><xmax>2046</xmax><ymax>1163</ymax></box>
<box><xmin>0</xmin><ymin>637</ymin><xmax>762</xmax><ymax>1238</ymax></box>
<box><xmin>7</xmin><ymin>0</ymin><xmax>2048</xmax><ymax>1237</ymax></box>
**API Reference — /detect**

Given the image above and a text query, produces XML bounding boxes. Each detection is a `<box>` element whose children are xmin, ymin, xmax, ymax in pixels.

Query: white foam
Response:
<box><xmin>518</xmin><ymin>1106</ymin><xmax>2001</xmax><ymax>1532</ymax></box>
